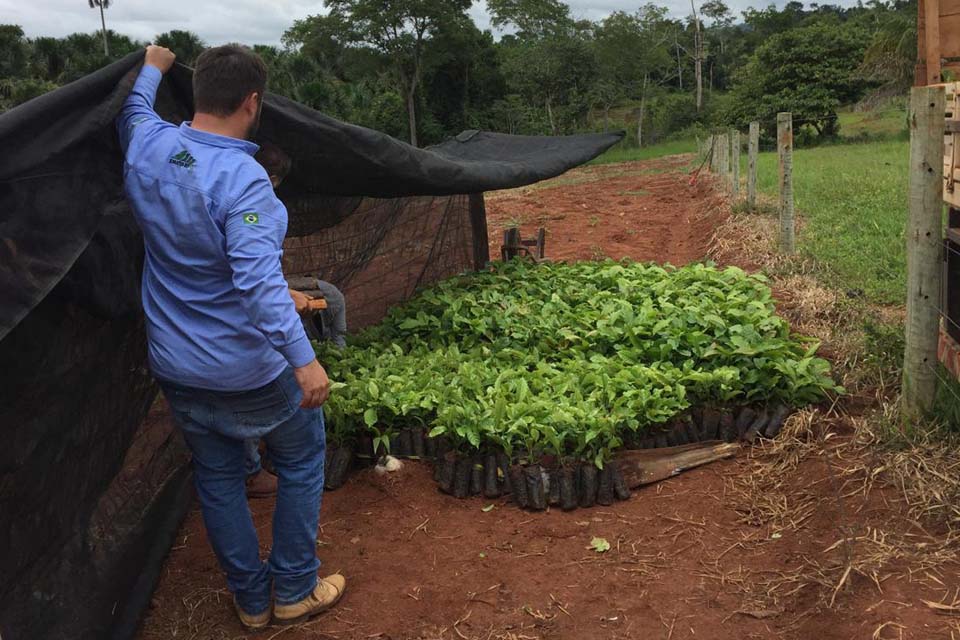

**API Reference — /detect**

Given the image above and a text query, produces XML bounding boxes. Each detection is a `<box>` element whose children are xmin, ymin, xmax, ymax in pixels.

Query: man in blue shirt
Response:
<box><xmin>118</xmin><ymin>44</ymin><xmax>345</xmax><ymax>629</ymax></box>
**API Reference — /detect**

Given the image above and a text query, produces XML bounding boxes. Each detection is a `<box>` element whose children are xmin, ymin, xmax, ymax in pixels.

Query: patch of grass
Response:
<box><xmin>837</xmin><ymin>106</ymin><xmax>908</xmax><ymax>141</ymax></box>
<box><xmin>590</xmin><ymin>138</ymin><xmax>697</xmax><ymax>165</ymax></box>
<box><xmin>752</xmin><ymin>139</ymin><xmax>909</xmax><ymax>304</ymax></box>
<box><xmin>933</xmin><ymin>365</ymin><xmax>960</xmax><ymax>430</ymax></box>
<box><xmin>618</xmin><ymin>189</ymin><xmax>649</xmax><ymax>197</ymax></box>
<box><xmin>862</xmin><ymin>316</ymin><xmax>905</xmax><ymax>375</ymax></box>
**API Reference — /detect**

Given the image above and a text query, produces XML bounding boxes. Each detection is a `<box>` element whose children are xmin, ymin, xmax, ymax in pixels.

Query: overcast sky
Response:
<box><xmin>5</xmin><ymin>0</ymin><xmax>850</xmax><ymax>46</ymax></box>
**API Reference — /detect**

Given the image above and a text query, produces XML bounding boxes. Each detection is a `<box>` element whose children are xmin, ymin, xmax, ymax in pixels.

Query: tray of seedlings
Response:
<box><xmin>318</xmin><ymin>259</ymin><xmax>841</xmax><ymax>509</ymax></box>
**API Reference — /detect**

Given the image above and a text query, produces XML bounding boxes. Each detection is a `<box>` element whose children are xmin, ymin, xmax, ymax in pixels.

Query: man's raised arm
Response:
<box><xmin>116</xmin><ymin>45</ymin><xmax>176</xmax><ymax>153</ymax></box>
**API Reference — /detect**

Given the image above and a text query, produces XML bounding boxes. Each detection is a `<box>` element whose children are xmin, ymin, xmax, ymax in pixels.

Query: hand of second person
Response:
<box><xmin>294</xmin><ymin>359</ymin><xmax>330</xmax><ymax>408</ymax></box>
<box><xmin>145</xmin><ymin>45</ymin><xmax>176</xmax><ymax>74</ymax></box>
<box><xmin>289</xmin><ymin>288</ymin><xmax>312</xmax><ymax>315</ymax></box>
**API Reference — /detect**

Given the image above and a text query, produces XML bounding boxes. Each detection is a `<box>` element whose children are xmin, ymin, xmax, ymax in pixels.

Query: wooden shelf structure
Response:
<box><xmin>917</xmin><ymin>0</ymin><xmax>960</xmax><ymax>87</ymax></box>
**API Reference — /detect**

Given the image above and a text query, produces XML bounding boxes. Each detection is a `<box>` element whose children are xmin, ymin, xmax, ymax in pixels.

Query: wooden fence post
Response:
<box><xmin>747</xmin><ymin>121</ymin><xmax>759</xmax><ymax>209</ymax></box>
<box><xmin>718</xmin><ymin>132</ymin><xmax>729</xmax><ymax>187</ymax></box>
<box><xmin>777</xmin><ymin>112</ymin><xmax>795</xmax><ymax>252</ymax></box>
<box><xmin>903</xmin><ymin>86</ymin><xmax>946</xmax><ymax>421</ymax></box>
<box><xmin>731</xmin><ymin>128</ymin><xmax>741</xmax><ymax>198</ymax></box>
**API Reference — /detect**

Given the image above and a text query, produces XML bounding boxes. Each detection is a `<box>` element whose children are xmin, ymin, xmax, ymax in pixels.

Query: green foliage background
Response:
<box><xmin>1</xmin><ymin>0</ymin><xmax>917</xmax><ymax>146</ymax></box>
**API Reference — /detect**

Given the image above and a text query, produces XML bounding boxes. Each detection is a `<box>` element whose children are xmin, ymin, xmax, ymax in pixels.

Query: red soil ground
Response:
<box><xmin>137</xmin><ymin>156</ymin><xmax>960</xmax><ymax>640</ymax></box>
<box><xmin>484</xmin><ymin>155</ymin><xmax>724</xmax><ymax>265</ymax></box>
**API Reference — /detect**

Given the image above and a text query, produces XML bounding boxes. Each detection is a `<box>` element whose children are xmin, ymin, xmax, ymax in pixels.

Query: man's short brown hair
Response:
<box><xmin>193</xmin><ymin>44</ymin><xmax>268</xmax><ymax>116</ymax></box>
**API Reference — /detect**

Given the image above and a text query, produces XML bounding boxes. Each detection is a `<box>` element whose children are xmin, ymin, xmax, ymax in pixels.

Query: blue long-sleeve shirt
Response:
<box><xmin>117</xmin><ymin>65</ymin><xmax>315</xmax><ymax>391</ymax></box>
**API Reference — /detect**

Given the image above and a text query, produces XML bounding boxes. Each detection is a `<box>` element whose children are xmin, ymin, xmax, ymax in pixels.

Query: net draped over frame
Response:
<box><xmin>0</xmin><ymin>50</ymin><xmax>622</xmax><ymax>640</ymax></box>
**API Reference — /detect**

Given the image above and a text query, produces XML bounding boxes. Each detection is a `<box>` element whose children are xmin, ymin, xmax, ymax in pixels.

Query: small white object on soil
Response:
<box><xmin>374</xmin><ymin>455</ymin><xmax>404</xmax><ymax>474</ymax></box>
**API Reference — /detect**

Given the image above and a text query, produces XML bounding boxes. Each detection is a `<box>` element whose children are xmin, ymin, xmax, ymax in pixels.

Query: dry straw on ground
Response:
<box><xmin>710</xmin><ymin>203</ymin><xmax>960</xmax><ymax>624</ymax></box>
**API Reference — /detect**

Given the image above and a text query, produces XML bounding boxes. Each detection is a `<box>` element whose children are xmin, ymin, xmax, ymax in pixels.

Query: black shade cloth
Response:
<box><xmin>0</xmin><ymin>50</ymin><xmax>622</xmax><ymax>340</ymax></box>
<box><xmin>0</xmin><ymin>50</ymin><xmax>620</xmax><ymax>640</ymax></box>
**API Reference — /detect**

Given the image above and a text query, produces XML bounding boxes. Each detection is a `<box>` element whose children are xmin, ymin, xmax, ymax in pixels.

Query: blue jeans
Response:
<box><xmin>161</xmin><ymin>366</ymin><xmax>325</xmax><ymax>614</ymax></box>
<box><xmin>245</xmin><ymin>438</ymin><xmax>262</xmax><ymax>476</ymax></box>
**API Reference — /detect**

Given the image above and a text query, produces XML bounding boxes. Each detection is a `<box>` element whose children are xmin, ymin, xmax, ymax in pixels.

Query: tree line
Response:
<box><xmin>0</xmin><ymin>0</ymin><xmax>917</xmax><ymax>147</ymax></box>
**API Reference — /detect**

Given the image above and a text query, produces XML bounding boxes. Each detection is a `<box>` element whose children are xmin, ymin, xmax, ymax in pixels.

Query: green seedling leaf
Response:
<box><xmin>589</xmin><ymin>537</ymin><xmax>611</xmax><ymax>553</ymax></box>
<box><xmin>322</xmin><ymin>260</ymin><xmax>838</xmax><ymax>470</ymax></box>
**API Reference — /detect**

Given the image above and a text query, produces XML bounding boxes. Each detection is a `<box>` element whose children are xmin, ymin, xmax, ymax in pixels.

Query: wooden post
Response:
<box><xmin>709</xmin><ymin>135</ymin><xmax>717</xmax><ymax>172</ymax></box>
<box><xmin>903</xmin><ymin>86</ymin><xmax>946</xmax><ymax>421</ymax></box>
<box><xmin>923</xmin><ymin>0</ymin><xmax>942</xmax><ymax>86</ymax></box>
<box><xmin>468</xmin><ymin>193</ymin><xmax>490</xmax><ymax>271</ymax></box>
<box><xmin>730</xmin><ymin>128</ymin><xmax>741</xmax><ymax>198</ymax></box>
<box><xmin>747</xmin><ymin>121</ymin><xmax>759</xmax><ymax>209</ymax></box>
<box><xmin>777</xmin><ymin>112</ymin><xmax>795</xmax><ymax>252</ymax></box>
<box><xmin>502</xmin><ymin>227</ymin><xmax>521</xmax><ymax>261</ymax></box>
<box><xmin>718</xmin><ymin>132</ymin><xmax>729</xmax><ymax>187</ymax></box>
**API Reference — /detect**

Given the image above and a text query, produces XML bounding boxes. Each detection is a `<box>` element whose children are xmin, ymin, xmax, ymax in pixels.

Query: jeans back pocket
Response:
<box><xmin>229</xmin><ymin>379</ymin><xmax>295</xmax><ymax>429</ymax></box>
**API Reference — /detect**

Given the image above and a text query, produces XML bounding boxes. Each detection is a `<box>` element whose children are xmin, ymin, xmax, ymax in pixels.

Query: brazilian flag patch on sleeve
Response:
<box><xmin>242</xmin><ymin>212</ymin><xmax>260</xmax><ymax>225</ymax></box>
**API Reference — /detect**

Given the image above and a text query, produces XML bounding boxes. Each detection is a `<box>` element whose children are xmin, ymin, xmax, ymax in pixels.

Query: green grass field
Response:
<box><xmin>594</xmin><ymin>135</ymin><xmax>910</xmax><ymax>305</ymax></box>
<box><xmin>752</xmin><ymin>139</ymin><xmax>909</xmax><ymax>304</ymax></box>
<box><xmin>588</xmin><ymin>101</ymin><xmax>911</xmax><ymax>305</ymax></box>
<box><xmin>836</xmin><ymin>105</ymin><xmax>907</xmax><ymax>140</ymax></box>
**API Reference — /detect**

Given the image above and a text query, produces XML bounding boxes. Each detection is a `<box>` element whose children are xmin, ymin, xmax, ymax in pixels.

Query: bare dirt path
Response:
<box><xmin>137</xmin><ymin>157</ymin><xmax>960</xmax><ymax>640</ymax></box>
<box><xmin>485</xmin><ymin>155</ymin><xmax>724</xmax><ymax>264</ymax></box>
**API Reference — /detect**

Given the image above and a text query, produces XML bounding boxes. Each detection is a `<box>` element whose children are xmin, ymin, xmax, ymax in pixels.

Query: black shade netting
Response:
<box><xmin>283</xmin><ymin>194</ymin><xmax>478</xmax><ymax>330</ymax></box>
<box><xmin>0</xmin><ymin>50</ymin><xmax>621</xmax><ymax>640</ymax></box>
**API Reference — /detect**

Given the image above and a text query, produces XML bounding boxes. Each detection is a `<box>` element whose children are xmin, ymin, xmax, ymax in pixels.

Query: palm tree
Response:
<box><xmin>88</xmin><ymin>0</ymin><xmax>111</xmax><ymax>57</ymax></box>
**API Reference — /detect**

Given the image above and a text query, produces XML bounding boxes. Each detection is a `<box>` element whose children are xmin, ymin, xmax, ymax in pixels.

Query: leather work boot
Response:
<box><xmin>234</xmin><ymin>598</ymin><xmax>271</xmax><ymax>630</ymax></box>
<box><xmin>273</xmin><ymin>574</ymin><xmax>347</xmax><ymax>624</ymax></box>
<box><xmin>246</xmin><ymin>469</ymin><xmax>278</xmax><ymax>498</ymax></box>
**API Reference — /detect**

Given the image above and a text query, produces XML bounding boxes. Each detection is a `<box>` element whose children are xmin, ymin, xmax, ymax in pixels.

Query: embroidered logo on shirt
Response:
<box><xmin>242</xmin><ymin>212</ymin><xmax>260</xmax><ymax>225</ymax></box>
<box><xmin>168</xmin><ymin>150</ymin><xmax>197</xmax><ymax>170</ymax></box>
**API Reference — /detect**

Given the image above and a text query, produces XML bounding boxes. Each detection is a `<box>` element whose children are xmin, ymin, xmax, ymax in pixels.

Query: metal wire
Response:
<box><xmin>924</xmin><ymin>358</ymin><xmax>960</xmax><ymax>408</ymax></box>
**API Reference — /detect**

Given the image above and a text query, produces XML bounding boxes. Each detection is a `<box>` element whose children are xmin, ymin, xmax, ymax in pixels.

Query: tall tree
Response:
<box><xmin>501</xmin><ymin>32</ymin><xmax>596</xmax><ymax>134</ymax></box>
<box><xmin>284</xmin><ymin>13</ymin><xmax>359</xmax><ymax>81</ymax></box>
<box><xmin>0</xmin><ymin>25</ymin><xmax>27</xmax><ymax>79</ymax></box>
<box><xmin>155</xmin><ymin>30</ymin><xmax>205</xmax><ymax>67</ymax></box>
<box><xmin>689</xmin><ymin>0</ymin><xmax>703</xmax><ymax>111</ymax></box>
<box><xmin>487</xmin><ymin>0</ymin><xmax>572</xmax><ymax>38</ymax></box>
<box><xmin>422</xmin><ymin>20</ymin><xmax>507</xmax><ymax>137</ymax></box>
<box><xmin>87</xmin><ymin>0</ymin><xmax>110</xmax><ymax>57</ymax></box>
<box><xmin>859</xmin><ymin>10</ymin><xmax>916</xmax><ymax>92</ymax></box>
<box><xmin>700</xmin><ymin>0</ymin><xmax>733</xmax><ymax>90</ymax></box>
<box><xmin>726</xmin><ymin>21</ymin><xmax>870</xmax><ymax>137</ymax></box>
<box><xmin>593</xmin><ymin>7</ymin><xmax>673</xmax><ymax>145</ymax></box>
<box><xmin>322</xmin><ymin>0</ymin><xmax>472</xmax><ymax>147</ymax></box>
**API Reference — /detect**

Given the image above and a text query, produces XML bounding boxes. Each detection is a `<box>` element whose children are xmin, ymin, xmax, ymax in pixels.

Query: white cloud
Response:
<box><xmin>3</xmin><ymin>0</ymin><xmax>862</xmax><ymax>46</ymax></box>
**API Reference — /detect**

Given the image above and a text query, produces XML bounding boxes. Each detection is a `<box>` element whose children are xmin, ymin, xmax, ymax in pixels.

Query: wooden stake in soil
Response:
<box><xmin>903</xmin><ymin>85</ymin><xmax>946</xmax><ymax>421</ymax></box>
<box><xmin>747</xmin><ymin>121</ymin><xmax>759</xmax><ymax>209</ymax></box>
<box><xmin>777</xmin><ymin>112</ymin><xmax>795</xmax><ymax>253</ymax></box>
<box><xmin>730</xmin><ymin>128</ymin><xmax>741</xmax><ymax>198</ymax></box>
<box><xmin>718</xmin><ymin>133</ymin><xmax>729</xmax><ymax>187</ymax></box>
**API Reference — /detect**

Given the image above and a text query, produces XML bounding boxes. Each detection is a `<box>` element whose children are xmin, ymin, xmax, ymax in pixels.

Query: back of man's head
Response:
<box><xmin>193</xmin><ymin>44</ymin><xmax>267</xmax><ymax>116</ymax></box>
